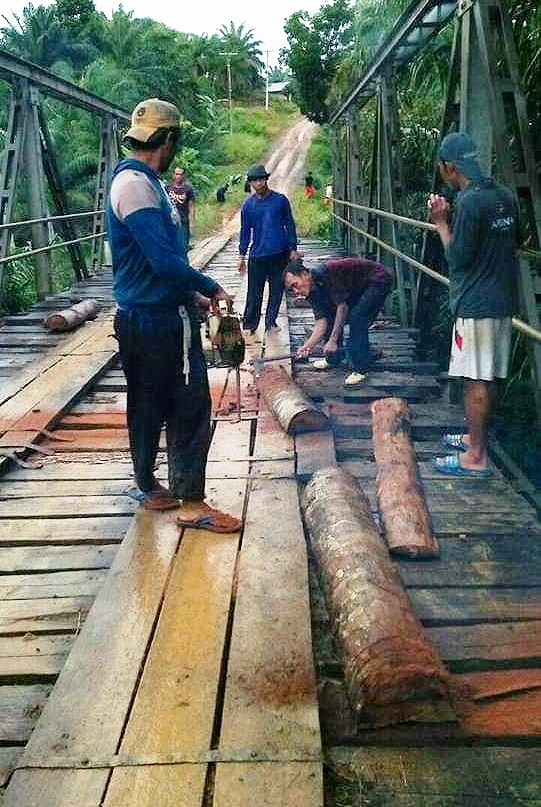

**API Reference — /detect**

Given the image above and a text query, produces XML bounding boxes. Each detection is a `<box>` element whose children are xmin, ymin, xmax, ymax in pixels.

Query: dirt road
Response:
<box><xmin>189</xmin><ymin>116</ymin><xmax>318</xmax><ymax>267</ymax></box>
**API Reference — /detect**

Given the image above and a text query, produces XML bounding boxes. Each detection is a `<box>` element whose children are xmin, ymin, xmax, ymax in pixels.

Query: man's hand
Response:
<box><xmin>289</xmin><ymin>249</ymin><xmax>303</xmax><ymax>263</ymax></box>
<box><xmin>323</xmin><ymin>336</ymin><xmax>338</xmax><ymax>355</ymax></box>
<box><xmin>296</xmin><ymin>343</ymin><xmax>311</xmax><ymax>359</ymax></box>
<box><xmin>211</xmin><ymin>288</ymin><xmax>234</xmax><ymax>311</ymax></box>
<box><xmin>427</xmin><ymin>193</ymin><xmax>449</xmax><ymax>223</ymax></box>
<box><xmin>237</xmin><ymin>256</ymin><xmax>247</xmax><ymax>274</ymax></box>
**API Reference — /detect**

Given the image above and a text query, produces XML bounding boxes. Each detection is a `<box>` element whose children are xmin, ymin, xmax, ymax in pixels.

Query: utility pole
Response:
<box><xmin>265</xmin><ymin>49</ymin><xmax>270</xmax><ymax>111</ymax></box>
<box><xmin>219</xmin><ymin>51</ymin><xmax>238</xmax><ymax>134</ymax></box>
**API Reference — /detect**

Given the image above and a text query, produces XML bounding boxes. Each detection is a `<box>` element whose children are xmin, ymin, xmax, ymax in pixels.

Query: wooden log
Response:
<box><xmin>301</xmin><ymin>466</ymin><xmax>453</xmax><ymax>727</ymax></box>
<box><xmin>44</xmin><ymin>299</ymin><xmax>99</xmax><ymax>331</ymax></box>
<box><xmin>255</xmin><ymin>364</ymin><xmax>328</xmax><ymax>434</ymax></box>
<box><xmin>371</xmin><ymin>397</ymin><xmax>439</xmax><ymax>558</ymax></box>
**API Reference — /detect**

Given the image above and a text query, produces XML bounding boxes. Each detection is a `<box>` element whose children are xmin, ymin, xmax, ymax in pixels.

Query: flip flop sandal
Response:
<box><xmin>442</xmin><ymin>433</ymin><xmax>468</xmax><ymax>451</ymax></box>
<box><xmin>140</xmin><ymin>492</ymin><xmax>180</xmax><ymax>511</ymax></box>
<box><xmin>430</xmin><ymin>453</ymin><xmax>491</xmax><ymax>478</ymax></box>
<box><xmin>177</xmin><ymin>508</ymin><xmax>242</xmax><ymax>534</ymax></box>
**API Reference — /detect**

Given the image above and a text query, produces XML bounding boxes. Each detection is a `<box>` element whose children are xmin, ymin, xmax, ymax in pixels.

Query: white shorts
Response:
<box><xmin>448</xmin><ymin>317</ymin><xmax>512</xmax><ymax>381</ymax></box>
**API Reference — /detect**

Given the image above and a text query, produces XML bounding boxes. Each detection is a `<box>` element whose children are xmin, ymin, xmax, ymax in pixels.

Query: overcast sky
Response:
<box><xmin>5</xmin><ymin>0</ymin><xmax>325</xmax><ymax>66</ymax></box>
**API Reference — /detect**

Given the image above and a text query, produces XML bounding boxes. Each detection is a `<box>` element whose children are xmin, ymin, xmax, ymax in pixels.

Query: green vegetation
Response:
<box><xmin>290</xmin><ymin>125</ymin><xmax>335</xmax><ymax>240</ymax></box>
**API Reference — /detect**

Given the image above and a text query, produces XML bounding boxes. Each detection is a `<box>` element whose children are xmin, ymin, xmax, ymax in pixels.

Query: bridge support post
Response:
<box><xmin>371</xmin><ymin>73</ymin><xmax>408</xmax><ymax>325</ymax></box>
<box><xmin>22</xmin><ymin>84</ymin><xmax>51</xmax><ymax>298</ymax></box>
<box><xmin>91</xmin><ymin>115</ymin><xmax>120</xmax><ymax>274</ymax></box>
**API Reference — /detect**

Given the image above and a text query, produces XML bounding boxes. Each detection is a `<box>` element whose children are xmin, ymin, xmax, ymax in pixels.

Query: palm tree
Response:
<box><xmin>218</xmin><ymin>21</ymin><xmax>265</xmax><ymax>97</ymax></box>
<box><xmin>1</xmin><ymin>3</ymin><xmax>96</xmax><ymax>72</ymax></box>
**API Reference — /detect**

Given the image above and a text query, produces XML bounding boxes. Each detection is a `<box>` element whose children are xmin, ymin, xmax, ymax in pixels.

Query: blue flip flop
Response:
<box><xmin>441</xmin><ymin>433</ymin><xmax>468</xmax><ymax>452</ymax></box>
<box><xmin>430</xmin><ymin>452</ymin><xmax>492</xmax><ymax>478</ymax></box>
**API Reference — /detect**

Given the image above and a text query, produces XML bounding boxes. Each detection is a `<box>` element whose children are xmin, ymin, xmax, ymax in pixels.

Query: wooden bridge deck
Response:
<box><xmin>0</xmin><ymin>236</ymin><xmax>540</xmax><ymax>805</ymax></box>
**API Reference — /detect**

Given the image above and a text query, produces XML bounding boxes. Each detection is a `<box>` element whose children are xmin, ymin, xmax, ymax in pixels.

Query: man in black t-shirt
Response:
<box><xmin>166</xmin><ymin>166</ymin><xmax>195</xmax><ymax>247</ymax></box>
<box><xmin>429</xmin><ymin>131</ymin><xmax>520</xmax><ymax>478</ymax></box>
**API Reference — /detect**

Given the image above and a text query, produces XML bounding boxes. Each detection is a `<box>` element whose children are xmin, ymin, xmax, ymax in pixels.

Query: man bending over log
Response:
<box><xmin>107</xmin><ymin>97</ymin><xmax>241</xmax><ymax>533</ymax></box>
<box><xmin>283</xmin><ymin>257</ymin><xmax>392</xmax><ymax>386</ymax></box>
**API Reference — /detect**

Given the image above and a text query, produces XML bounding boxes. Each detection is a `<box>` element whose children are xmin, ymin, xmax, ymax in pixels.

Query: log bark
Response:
<box><xmin>255</xmin><ymin>364</ymin><xmax>328</xmax><ymax>434</ymax></box>
<box><xmin>371</xmin><ymin>397</ymin><xmax>439</xmax><ymax>558</ymax></box>
<box><xmin>302</xmin><ymin>466</ymin><xmax>453</xmax><ymax>727</ymax></box>
<box><xmin>44</xmin><ymin>299</ymin><xmax>99</xmax><ymax>331</ymax></box>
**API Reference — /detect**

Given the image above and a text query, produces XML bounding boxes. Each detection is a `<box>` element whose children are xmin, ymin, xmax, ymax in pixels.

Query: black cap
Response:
<box><xmin>246</xmin><ymin>163</ymin><xmax>270</xmax><ymax>180</ymax></box>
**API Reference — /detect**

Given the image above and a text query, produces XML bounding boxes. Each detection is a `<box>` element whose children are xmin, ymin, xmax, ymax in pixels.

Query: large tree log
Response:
<box><xmin>302</xmin><ymin>466</ymin><xmax>453</xmax><ymax>727</ymax></box>
<box><xmin>371</xmin><ymin>397</ymin><xmax>439</xmax><ymax>558</ymax></box>
<box><xmin>255</xmin><ymin>364</ymin><xmax>328</xmax><ymax>434</ymax></box>
<box><xmin>44</xmin><ymin>299</ymin><xmax>99</xmax><ymax>331</ymax></box>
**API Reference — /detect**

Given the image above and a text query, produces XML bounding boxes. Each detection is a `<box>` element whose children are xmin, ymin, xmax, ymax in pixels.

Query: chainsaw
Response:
<box><xmin>203</xmin><ymin>301</ymin><xmax>246</xmax><ymax>420</ymax></box>
<box><xmin>205</xmin><ymin>300</ymin><xmax>245</xmax><ymax>368</ymax></box>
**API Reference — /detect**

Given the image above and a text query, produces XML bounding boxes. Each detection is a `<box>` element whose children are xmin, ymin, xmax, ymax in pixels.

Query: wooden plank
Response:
<box><xmin>4</xmin><ymin>510</ymin><xmax>180</xmax><ymax>806</ymax></box>
<box><xmin>0</xmin><ymin>545</ymin><xmax>117</xmax><ymax>572</ymax></box>
<box><xmin>430</xmin><ymin>511</ymin><xmax>541</xmax><ymax>536</ymax></box>
<box><xmin>103</xmin><ymin>765</ymin><xmax>207</xmax><ymax>807</ymax></box>
<box><xmin>0</xmin><ymin>685</ymin><xmax>53</xmax><ymax>742</ymax></box>
<box><xmin>410</xmin><ymin>587</ymin><xmax>541</xmax><ymax>625</ymax></box>
<box><xmin>0</xmin><ymin>479</ymin><xmax>132</xmax><ymax>498</ymax></box>
<box><xmin>115</xmin><ymin>482</ymin><xmax>245</xmax><ymax>755</ymax></box>
<box><xmin>0</xmin><ymin>596</ymin><xmax>92</xmax><ymax>634</ymax></box>
<box><xmin>0</xmin><ymin>748</ymin><xmax>22</xmax><ymax>788</ymax></box>
<box><xmin>399</xmin><ymin>560</ymin><xmax>541</xmax><ymax>587</ymax></box>
<box><xmin>214</xmin><ymin>762</ymin><xmax>323</xmax><ymax>805</ymax></box>
<box><xmin>295</xmin><ymin>430</ymin><xmax>336</xmax><ymax>481</ymax></box>
<box><xmin>0</xmin><ymin>570</ymin><xmax>107</xmax><ymax>600</ymax></box>
<box><xmin>0</xmin><ymin>634</ymin><xmax>73</xmax><ymax>658</ymax></box>
<box><xmin>0</xmin><ymin>495</ymin><xmax>136</xmax><ymax>518</ymax></box>
<box><xmin>0</xmin><ymin>320</ymin><xmax>115</xmax><ymax>416</ymax></box>
<box><xmin>105</xmin><ymin>476</ymin><xmax>246</xmax><ymax>805</ymax></box>
<box><xmin>0</xmin><ymin>461</ymin><xmax>134</xmax><ymax>481</ymax></box>
<box><xmin>0</xmin><ymin>516</ymin><xmax>130</xmax><ymax>544</ymax></box>
<box><xmin>4</xmin><ymin>769</ymin><xmax>109</xmax><ymax>807</ymax></box>
<box><xmin>219</xmin><ymin>479</ymin><xmax>321</xmax><ymax>756</ymax></box>
<box><xmin>0</xmin><ymin>634</ymin><xmax>73</xmax><ymax>675</ymax></box>
<box><xmin>454</xmin><ymin>669</ymin><xmax>541</xmax><ymax>737</ymax></box>
<box><xmin>0</xmin><ymin>653</ymin><xmax>66</xmax><ymax>677</ymax></box>
<box><xmin>427</xmin><ymin>621</ymin><xmax>541</xmax><ymax>668</ymax></box>
<box><xmin>326</xmin><ymin>746</ymin><xmax>541</xmax><ymax>803</ymax></box>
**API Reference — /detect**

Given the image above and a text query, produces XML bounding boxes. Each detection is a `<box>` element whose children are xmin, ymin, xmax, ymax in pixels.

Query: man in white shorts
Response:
<box><xmin>428</xmin><ymin>131</ymin><xmax>520</xmax><ymax>477</ymax></box>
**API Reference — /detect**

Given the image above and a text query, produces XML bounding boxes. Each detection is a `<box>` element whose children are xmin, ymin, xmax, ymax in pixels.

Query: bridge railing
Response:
<box><xmin>332</xmin><ymin>196</ymin><xmax>541</xmax><ymax>344</ymax></box>
<box><xmin>331</xmin><ymin>195</ymin><xmax>541</xmax><ymax>422</ymax></box>
<box><xmin>0</xmin><ymin>210</ymin><xmax>106</xmax><ymax>307</ymax></box>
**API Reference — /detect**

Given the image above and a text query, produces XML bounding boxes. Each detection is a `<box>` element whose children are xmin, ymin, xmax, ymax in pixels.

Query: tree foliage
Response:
<box><xmin>282</xmin><ymin>0</ymin><xmax>354</xmax><ymax>123</ymax></box>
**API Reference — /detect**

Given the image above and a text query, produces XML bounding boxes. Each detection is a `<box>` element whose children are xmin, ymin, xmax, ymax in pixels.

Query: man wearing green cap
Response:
<box><xmin>428</xmin><ymin>131</ymin><xmax>521</xmax><ymax>478</ymax></box>
<box><xmin>107</xmin><ymin>98</ymin><xmax>241</xmax><ymax>533</ymax></box>
<box><xmin>238</xmin><ymin>163</ymin><xmax>301</xmax><ymax>336</ymax></box>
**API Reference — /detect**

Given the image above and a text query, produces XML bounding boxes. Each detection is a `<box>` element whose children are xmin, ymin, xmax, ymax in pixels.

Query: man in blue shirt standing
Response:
<box><xmin>237</xmin><ymin>163</ymin><xmax>301</xmax><ymax>336</ymax></box>
<box><xmin>107</xmin><ymin>97</ymin><xmax>241</xmax><ymax>533</ymax></box>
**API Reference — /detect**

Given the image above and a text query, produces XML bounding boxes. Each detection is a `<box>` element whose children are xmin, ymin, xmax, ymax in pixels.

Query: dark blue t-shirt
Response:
<box><xmin>446</xmin><ymin>178</ymin><xmax>520</xmax><ymax>318</ymax></box>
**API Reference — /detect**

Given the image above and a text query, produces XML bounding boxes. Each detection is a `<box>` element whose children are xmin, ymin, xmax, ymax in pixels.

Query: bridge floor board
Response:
<box><xmin>1</xmin><ymin>238</ymin><xmax>539</xmax><ymax>805</ymax></box>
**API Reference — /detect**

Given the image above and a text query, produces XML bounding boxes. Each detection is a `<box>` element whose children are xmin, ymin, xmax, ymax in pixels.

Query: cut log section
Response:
<box><xmin>371</xmin><ymin>397</ymin><xmax>439</xmax><ymax>558</ymax></box>
<box><xmin>44</xmin><ymin>300</ymin><xmax>99</xmax><ymax>331</ymax></box>
<box><xmin>255</xmin><ymin>364</ymin><xmax>328</xmax><ymax>434</ymax></box>
<box><xmin>301</xmin><ymin>466</ymin><xmax>453</xmax><ymax>727</ymax></box>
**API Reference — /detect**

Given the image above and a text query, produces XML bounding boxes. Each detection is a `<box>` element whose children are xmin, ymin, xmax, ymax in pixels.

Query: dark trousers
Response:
<box><xmin>346</xmin><ymin>282</ymin><xmax>391</xmax><ymax>371</ymax></box>
<box><xmin>114</xmin><ymin>308</ymin><xmax>211</xmax><ymax>499</ymax></box>
<box><xmin>243</xmin><ymin>251</ymin><xmax>289</xmax><ymax>331</ymax></box>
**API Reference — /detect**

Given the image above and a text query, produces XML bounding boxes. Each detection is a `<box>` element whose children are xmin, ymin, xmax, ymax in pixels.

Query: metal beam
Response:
<box><xmin>0</xmin><ymin>49</ymin><xmax>130</xmax><ymax>121</ymax></box>
<box><xmin>330</xmin><ymin>0</ymin><xmax>457</xmax><ymax>123</ymax></box>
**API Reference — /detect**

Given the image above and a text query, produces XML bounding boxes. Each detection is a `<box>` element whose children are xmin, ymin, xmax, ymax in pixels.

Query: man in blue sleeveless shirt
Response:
<box><xmin>107</xmin><ymin>98</ymin><xmax>241</xmax><ymax>532</ymax></box>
